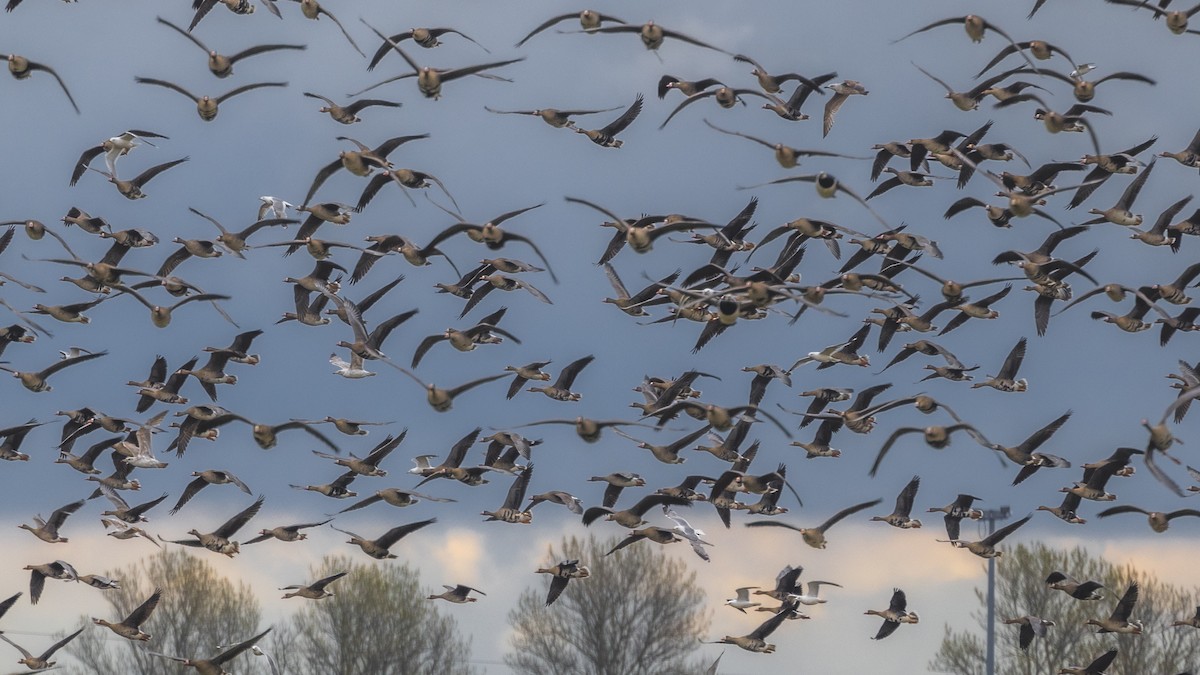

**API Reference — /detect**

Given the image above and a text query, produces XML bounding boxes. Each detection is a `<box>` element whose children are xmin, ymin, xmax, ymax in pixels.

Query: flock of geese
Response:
<box><xmin>4</xmin><ymin>0</ymin><xmax>1200</xmax><ymax>672</ymax></box>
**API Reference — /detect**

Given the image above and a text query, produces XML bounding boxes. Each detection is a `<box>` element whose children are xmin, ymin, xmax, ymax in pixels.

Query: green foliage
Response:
<box><xmin>505</xmin><ymin>534</ymin><xmax>711</xmax><ymax>675</ymax></box>
<box><xmin>930</xmin><ymin>542</ymin><xmax>1200</xmax><ymax>674</ymax></box>
<box><xmin>270</xmin><ymin>555</ymin><xmax>474</xmax><ymax>675</ymax></box>
<box><xmin>67</xmin><ymin>549</ymin><xmax>263</xmax><ymax>674</ymax></box>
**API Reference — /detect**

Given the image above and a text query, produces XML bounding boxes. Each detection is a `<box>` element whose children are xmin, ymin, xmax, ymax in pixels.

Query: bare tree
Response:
<box><xmin>270</xmin><ymin>555</ymin><xmax>474</xmax><ymax>675</ymax></box>
<box><xmin>930</xmin><ymin>542</ymin><xmax>1200</xmax><ymax>674</ymax></box>
<box><xmin>67</xmin><ymin>549</ymin><xmax>263</xmax><ymax>674</ymax></box>
<box><xmin>505</xmin><ymin>534</ymin><xmax>710</xmax><ymax>675</ymax></box>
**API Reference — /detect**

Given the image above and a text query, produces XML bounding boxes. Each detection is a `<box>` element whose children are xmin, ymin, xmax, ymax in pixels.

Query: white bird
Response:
<box><xmin>330</xmin><ymin>352</ymin><xmax>375</xmax><ymax>379</ymax></box>
<box><xmin>103</xmin><ymin>131</ymin><xmax>162</xmax><ymax>174</ymax></box>
<box><xmin>786</xmin><ymin>580</ymin><xmax>842</xmax><ymax>605</ymax></box>
<box><xmin>1070</xmin><ymin>63</ymin><xmax>1096</xmax><ymax>79</ymax></box>
<box><xmin>725</xmin><ymin>586</ymin><xmax>762</xmax><ymax>612</ymax></box>
<box><xmin>120</xmin><ymin>412</ymin><xmax>168</xmax><ymax>469</ymax></box>
<box><xmin>409</xmin><ymin>454</ymin><xmax>438</xmax><ymax>476</ymax></box>
<box><xmin>58</xmin><ymin>346</ymin><xmax>93</xmax><ymax>360</ymax></box>
<box><xmin>252</xmin><ymin>645</ymin><xmax>281</xmax><ymax>675</ymax></box>
<box><xmin>258</xmin><ymin>196</ymin><xmax>295</xmax><ymax>220</ymax></box>
<box><xmin>663</xmin><ymin>508</ymin><xmax>713</xmax><ymax>561</ymax></box>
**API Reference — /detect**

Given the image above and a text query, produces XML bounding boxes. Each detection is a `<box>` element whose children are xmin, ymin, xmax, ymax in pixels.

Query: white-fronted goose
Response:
<box><xmin>1058</xmin><ymin>649</ymin><xmax>1118</xmax><ymax>675</ymax></box>
<box><xmin>582</xmin><ymin>20</ymin><xmax>730</xmax><ymax>54</ymax></box>
<box><xmin>159</xmin><ymin>495</ymin><xmax>264</xmax><ymax>557</ymax></box>
<box><xmin>393</xmin><ymin>367</ymin><xmax>507</xmax><ymax>412</ymax></box>
<box><xmin>582</xmin><ymin>493</ymin><xmax>689</xmax><ymax>528</ymax></box>
<box><xmin>865</xmin><ymin>589</ymin><xmax>918</xmax><ymax>640</ymax></box>
<box><xmin>535</xmin><ymin>559</ymin><xmax>589</xmax><ymax>606</ymax></box>
<box><xmin>1086</xmin><ymin>583</ymin><xmax>1142</xmax><ymax>633</ymax></box>
<box><xmin>658</xmin><ymin>86</ymin><xmax>772</xmax><ymax>130</ymax></box>
<box><xmin>156</xmin><ymin>16</ymin><xmax>304</xmax><ymax>78</ymax></box>
<box><xmin>485</xmin><ymin>104</ymin><xmax>621</xmax><ymax>129</ymax></box>
<box><xmin>301</xmin><ymin>134</ymin><xmax>428</xmax><ymax>208</ymax></box>
<box><xmin>1046</xmin><ymin>571</ymin><xmax>1104</xmax><ymax>600</ymax></box>
<box><xmin>527</xmin><ymin>354</ymin><xmax>593</xmax><ymax>401</ymax></box>
<box><xmin>868</xmin><ymin>423</ymin><xmax>983</xmax><ymax>476</ymax></box>
<box><xmin>337</xmin><ymin>487</ymin><xmax>453</xmax><ymax>514</ymax></box>
<box><xmin>941</xmin><ymin>514</ymin><xmax>1032</xmax><ymax>557</ymax></box>
<box><xmin>574</xmin><ymin>93</ymin><xmax>643</xmax><ymax>148</ymax></box>
<box><xmin>24</xmin><ymin>560</ymin><xmax>76</xmax><ymax>604</ymax></box>
<box><xmin>871</xmin><ymin>475</ymin><xmax>922</xmax><ymax>528</ymax></box>
<box><xmin>368</xmin><ymin>26</ymin><xmax>487</xmax><ymax>68</ymax></box>
<box><xmin>290</xmin><ymin>470</ymin><xmax>358</xmax><ymax>498</ymax></box>
<box><xmin>281</xmin><ymin>571</ymin><xmax>346</xmax><ymax>599</ymax></box>
<box><xmin>1172</xmin><ymin>606</ymin><xmax>1200</xmax><ymax>628</ymax></box>
<box><xmin>148</xmin><ymin>627</ymin><xmax>272</xmax><ymax>674</ymax></box>
<box><xmin>481</xmin><ymin>463</ymin><xmax>534</xmax><ymax>524</ymax></box>
<box><xmin>18</xmin><ymin>498</ymin><xmax>84</xmax><ymax>543</ymax></box>
<box><xmin>745</xmin><ymin>498</ymin><xmax>881</xmax><ymax>548</ymax></box>
<box><xmin>94</xmin><ymin>588</ymin><xmax>161</xmax><ymax>640</ymax></box>
<box><xmin>312</xmin><ymin>432</ymin><xmax>402</xmax><ymax>476</ymax></box>
<box><xmin>288</xmin><ymin>0</ymin><xmax>363</xmax><ymax>56</ymax></box>
<box><xmin>87</xmin><ymin>156</ymin><xmax>189</xmax><ymax>199</ymax></box>
<box><xmin>169</xmin><ymin>469</ymin><xmax>250</xmax><ymax>514</ymax></box>
<box><xmin>428</xmin><ymin>584</ymin><xmax>485</xmax><ymax>603</ymax></box>
<box><xmin>1097</xmin><ymin>504</ymin><xmax>1200</xmax><ymax>532</ymax></box>
<box><xmin>1004</xmin><ymin>615</ymin><xmax>1054</xmax><ymax>650</ymax></box>
<box><xmin>332</xmin><ymin>518</ymin><xmax>436</xmax><ymax>559</ymax></box>
<box><xmin>1</xmin><ymin>626</ymin><xmax>85</xmax><ymax>669</ymax></box>
<box><xmin>971</xmin><ymin>336</ymin><xmax>1028</xmax><ymax>392</ymax></box>
<box><xmin>244</xmin><ymin>518</ymin><xmax>331</xmax><ymax>544</ymax></box>
<box><xmin>515</xmin><ymin>10</ymin><xmax>625</xmax><ymax>47</ymax></box>
<box><xmin>3</xmin><ymin>53</ymin><xmax>78</xmax><ymax>113</ymax></box>
<box><xmin>704</xmin><ymin>600</ymin><xmax>798</xmax><ymax>652</ymax></box>
<box><xmin>135</xmin><ymin>77</ymin><xmax>285</xmax><ymax>121</ymax></box>
<box><xmin>99</xmin><ymin>485</ymin><xmax>167</xmax><ymax>523</ymax></box>
<box><xmin>359</xmin><ymin>21</ymin><xmax>522</xmax><ymax>100</ymax></box>
<box><xmin>304</xmin><ymin>91</ymin><xmax>399</xmax><ymax>124</ymax></box>
<box><xmin>971</xmin><ymin>411</ymin><xmax>1072</xmax><ymax>485</ymax></box>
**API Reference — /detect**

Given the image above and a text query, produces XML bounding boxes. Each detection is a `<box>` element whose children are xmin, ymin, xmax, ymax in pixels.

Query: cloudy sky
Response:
<box><xmin>1</xmin><ymin>0</ymin><xmax>1199</xmax><ymax>672</ymax></box>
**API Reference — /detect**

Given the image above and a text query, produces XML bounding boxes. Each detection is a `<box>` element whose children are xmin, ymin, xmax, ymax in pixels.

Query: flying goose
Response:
<box><xmin>1096</xmin><ymin>504</ymin><xmax>1200</xmax><ymax>532</ymax></box>
<box><xmin>514</xmin><ymin>10</ymin><xmax>626</xmax><ymax>47</ymax></box>
<box><xmin>941</xmin><ymin>514</ymin><xmax>1032</xmax><ymax>557</ymax></box>
<box><xmin>1046</xmin><ymin>571</ymin><xmax>1104</xmax><ymax>600</ymax></box>
<box><xmin>332</xmin><ymin>518</ymin><xmax>436</xmax><ymax>559</ymax></box>
<box><xmin>159</xmin><ymin>495</ymin><xmax>264</xmax><ymax>557</ymax></box>
<box><xmin>134</xmin><ymin>77</ymin><xmax>286</xmax><ymax>121</ymax></box>
<box><xmin>304</xmin><ymin>92</ymin><xmax>400</xmax><ymax>124</ymax></box>
<box><xmin>358</xmin><ymin>21</ymin><xmax>522</xmax><ymax>100</ymax></box>
<box><xmin>93</xmin><ymin>588</ymin><xmax>161</xmax><ymax>640</ymax></box>
<box><xmin>18</xmin><ymin>498</ymin><xmax>84</xmax><ymax>543</ymax></box>
<box><xmin>704</xmin><ymin>600</ymin><xmax>799</xmax><ymax>652</ymax></box>
<box><xmin>428</xmin><ymin>584</ymin><xmax>486</xmax><ymax>603</ymax></box>
<box><xmin>1004</xmin><ymin>615</ymin><xmax>1054</xmax><ymax>650</ymax></box>
<box><xmin>336</xmin><ymin>487</ymin><xmax>454</xmax><ymax>514</ymax></box>
<box><xmin>0</xmin><ymin>626</ymin><xmax>85</xmax><ymax>670</ymax></box>
<box><xmin>745</xmin><ymin>498</ymin><xmax>881</xmax><ymax>548</ymax></box>
<box><xmin>535</xmin><ymin>559</ymin><xmax>589</xmax><ymax>606</ymax></box>
<box><xmin>1085</xmin><ymin>583</ymin><xmax>1142</xmax><ymax>633</ymax></box>
<box><xmin>148</xmin><ymin>627</ymin><xmax>272</xmax><ymax>674</ymax></box>
<box><xmin>156</xmin><ymin>16</ymin><xmax>304</xmax><ymax>78</ymax></box>
<box><xmin>243</xmin><ymin>518</ymin><xmax>331</xmax><ymax>545</ymax></box>
<box><xmin>281</xmin><ymin>571</ymin><xmax>346</xmax><ymax>599</ymax></box>
<box><xmin>3</xmin><ymin>53</ymin><xmax>79</xmax><ymax>113</ymax></box>
<box><xmin>870</xmin><ymin>475</ymin><xmax>922</xmax><ymax>528</ymax></box>
<box><xmin>865</xmin><ymin>588</ymin><xmax>919</xmax><ymax>640</ymax></box>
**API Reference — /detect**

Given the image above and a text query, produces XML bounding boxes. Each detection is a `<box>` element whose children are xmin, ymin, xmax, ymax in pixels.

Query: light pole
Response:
<box><xmin>980</xmin><ymin>505</ymin><xmax>1011</xmax><ymax>675</ymax></box>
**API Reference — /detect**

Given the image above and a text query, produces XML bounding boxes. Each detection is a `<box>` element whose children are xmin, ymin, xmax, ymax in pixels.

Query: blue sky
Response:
<box><xmin>1</xmin><ymin>0</ymin><xmax>1199</xmax><ymax>672</ymax></box>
